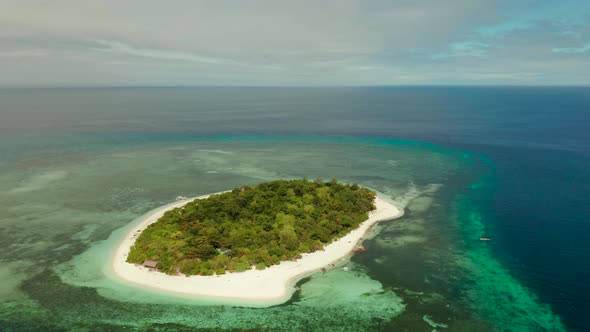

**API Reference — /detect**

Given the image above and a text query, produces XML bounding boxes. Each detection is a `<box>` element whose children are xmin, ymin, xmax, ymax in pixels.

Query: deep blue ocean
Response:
<box><xmin>0</xmin><ymin>87</ymin><xmax>588</xmax><ymax>331</ymax></box>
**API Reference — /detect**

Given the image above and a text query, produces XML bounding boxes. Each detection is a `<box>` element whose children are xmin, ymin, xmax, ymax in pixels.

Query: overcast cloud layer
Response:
<box><xmin>1</xmin><ymin>0</ymin><xmax>589</xmax><ymax>86</ymax></box>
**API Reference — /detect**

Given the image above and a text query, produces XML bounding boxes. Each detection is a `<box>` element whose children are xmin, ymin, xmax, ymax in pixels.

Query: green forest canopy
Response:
<box><xmin>127</xmin><ymin>179</ymin><xmax>376</xmax><ymax>276</ymax></box>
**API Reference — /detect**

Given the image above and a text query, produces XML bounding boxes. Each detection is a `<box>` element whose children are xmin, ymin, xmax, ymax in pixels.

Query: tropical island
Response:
<box><xmin>127</xmin><ymin>179</ymin><xmax>376</xmax><ymax>275</ymax></box>
<box><xmin>111</xmin><ymin>179</ymin><xmax>402</xmax><ymax>305</ymax></box>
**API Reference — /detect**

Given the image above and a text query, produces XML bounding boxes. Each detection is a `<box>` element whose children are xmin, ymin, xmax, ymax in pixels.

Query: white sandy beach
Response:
<box><xmin>111</xmin><ymin>192</ymin><xmax>403</xmax><ymax>306</ymax></box>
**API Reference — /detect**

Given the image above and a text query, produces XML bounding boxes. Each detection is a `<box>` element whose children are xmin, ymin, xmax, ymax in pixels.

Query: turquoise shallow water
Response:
<box><xmin>0</xmin><ymin>135</ymin><xmax>564</xmax><ymax>331</ymax></box>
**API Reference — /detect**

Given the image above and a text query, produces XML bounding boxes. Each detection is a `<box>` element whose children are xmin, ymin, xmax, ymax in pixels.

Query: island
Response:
<box><xmin>111</xmin><ymin>179</ymin><xmax>403</xmax><ymax>305</ymax></box>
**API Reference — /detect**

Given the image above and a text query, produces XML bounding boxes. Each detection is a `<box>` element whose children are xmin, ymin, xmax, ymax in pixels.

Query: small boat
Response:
<box><xmin>176</xmin><ymin>196</ymin><xmax>188</xmax><ymax>201</ymax></box>
<box><xmin>342</xmin><ymin>267</ymin><xmax>350</xmax><ymax>272</ymax></box>
<box><xmin>479</xmin><ymin>237</ymin><xmax>491</xmax><ymax>241</ymax></box>
<box><xmin>354</xmin><ymin>247</ymin><xmax>367</xmax><ymax>253</ymax></box>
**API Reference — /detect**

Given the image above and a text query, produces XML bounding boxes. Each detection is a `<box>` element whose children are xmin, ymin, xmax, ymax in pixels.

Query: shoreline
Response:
<box><xmin>110</xmin><ymin>191</ymin><xmax>403</xmax><ymax>306</ymax></box>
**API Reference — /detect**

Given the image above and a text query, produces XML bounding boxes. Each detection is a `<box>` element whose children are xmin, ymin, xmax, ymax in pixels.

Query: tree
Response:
<box><xmin>127</xmin><ymin>179</ymin><xmax>376</xmax><ymax>276</ymax></box>
<box><xmin>194</xmin><ymin>244</ymin><xmax>216</xmax><ymax>260</ymax></box>
<box><xmin>279</xmin><ymin>225</ymin><xmax>298</xmax><ymax>251</ymax></box>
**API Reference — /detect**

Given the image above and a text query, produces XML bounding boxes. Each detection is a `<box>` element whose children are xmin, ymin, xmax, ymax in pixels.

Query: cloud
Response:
<box><xmin>0</xmin><ymin>49</ymin><xmax>48</xmax><ymax>58</ymax></box>
<box><xmin>430</xmin><ymin>41</ymin><xmax>490</xmax><ymax>60</ymax></box>
<box><xmin>0</xmin><ymin>0</ymin><xmax>502</xmax><ymax>61</ymax></box>
<box><xmin>552</xmin><ymin>44</ymin><xmax>590</xmax><ymax>54</ymax></box>
<box><xmin>0</xmin><ymin>1</ymin><xmax>588</xmax><ymax>85</ymax></box>
<box><xmin>92</xmin><ymin>40</ymin><xmax>239</xmax><ymax>65</ymax></box>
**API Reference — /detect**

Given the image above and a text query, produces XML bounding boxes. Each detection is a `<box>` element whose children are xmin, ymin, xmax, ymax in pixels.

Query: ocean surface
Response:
<box><xmin>0</xmin><ymin>87</ymin><xmax>588</xmax><ymax>331</ymax></box>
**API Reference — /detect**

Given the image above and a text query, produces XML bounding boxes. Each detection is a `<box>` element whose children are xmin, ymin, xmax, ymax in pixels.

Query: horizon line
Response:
<box><xmin>1</xmin><ymin>84</ymin><xmax>589</xmax><ymax>89</ymax></box>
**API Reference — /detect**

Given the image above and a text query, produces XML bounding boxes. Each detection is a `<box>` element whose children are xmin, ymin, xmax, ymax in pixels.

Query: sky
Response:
<box><xmin>1</xmin><ymin>0</ymin><xmax>589</xmax><ymax>86</ymax></box>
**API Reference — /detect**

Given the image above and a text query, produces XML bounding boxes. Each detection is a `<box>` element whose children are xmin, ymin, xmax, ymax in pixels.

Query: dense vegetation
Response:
<box><xmin>127</xmin><ymin>179</ymin><xmax>376</xmax><ymax>275</ymax></box>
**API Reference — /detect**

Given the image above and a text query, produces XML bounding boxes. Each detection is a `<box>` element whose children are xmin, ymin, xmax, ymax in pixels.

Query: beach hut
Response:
<box><xmin>143</xmin><ymin>260</ymin><xmax>159</xmax><ymax>269</ymax></box>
